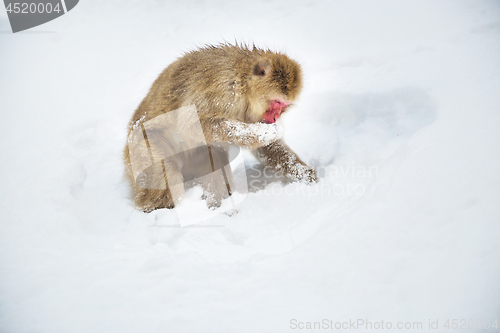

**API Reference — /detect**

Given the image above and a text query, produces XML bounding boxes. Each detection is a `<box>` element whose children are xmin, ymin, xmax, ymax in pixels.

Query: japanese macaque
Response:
<box><xmin>124</xmin><ymin>43</ymin><xmax>317</xmax><ymax>212</ymax></box>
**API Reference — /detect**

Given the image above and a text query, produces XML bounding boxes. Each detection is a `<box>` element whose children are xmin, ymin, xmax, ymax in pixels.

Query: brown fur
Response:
<box><xmin>124</xmin><ymin>43</ymin><xmax>317</xmax><ymax>212</ymax></box>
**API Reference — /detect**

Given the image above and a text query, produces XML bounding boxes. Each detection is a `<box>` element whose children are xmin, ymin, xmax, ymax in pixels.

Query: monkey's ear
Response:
<box><xmin>253</xmin><ymin>59</ymin><xmax>271</xmax><ymax>77</ymax></box>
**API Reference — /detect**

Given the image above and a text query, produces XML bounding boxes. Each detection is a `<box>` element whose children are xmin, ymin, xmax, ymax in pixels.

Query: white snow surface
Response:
<box><xmin>1</xmin><ymin>1</ymin><xmax>500</xmax><ymax>332</ymax></box>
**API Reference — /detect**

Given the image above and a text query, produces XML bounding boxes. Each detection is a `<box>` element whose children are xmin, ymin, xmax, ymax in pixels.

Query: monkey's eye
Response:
<box><xmin>253</xmin><ymin>61</ymin><xmax>271</xmax><ymax>77</ymax></box>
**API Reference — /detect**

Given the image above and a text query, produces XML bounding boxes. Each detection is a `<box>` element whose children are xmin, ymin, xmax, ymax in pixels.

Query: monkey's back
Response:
<box><xmin>130</xmin><ymin>45</ymin><xmax>264</xmax><ymax>129</ymax></box>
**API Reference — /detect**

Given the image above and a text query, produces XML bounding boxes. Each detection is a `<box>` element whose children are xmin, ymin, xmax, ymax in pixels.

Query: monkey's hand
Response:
<box><xmin>256</xmin><ymin>139</ymin><xmax>319</xmax><ymax>185</ymax></box>
<box><xmin>284</xmin><ymin>161</ymin><xmax>318</xmax><ymax>184</ymax></box>
<box><xmin>206</xmin><ymin>118</ymin><xmax>283</xmax><ymax>149</ymax></box>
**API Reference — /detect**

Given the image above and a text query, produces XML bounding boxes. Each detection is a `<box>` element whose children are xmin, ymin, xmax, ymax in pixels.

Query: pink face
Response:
<box><xmin>261</xmin><ymin>99</ymin><xmax>291</xmax><ymax>124</ymax></box>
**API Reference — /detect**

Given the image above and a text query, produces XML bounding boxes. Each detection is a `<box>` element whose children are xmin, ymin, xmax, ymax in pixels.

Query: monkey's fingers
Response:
<box><xmin>302</xmin><ymin>168</ymin><xmax>319</xmax><ymax>185</ymax></box>
<box><xmin>285</xmin><ymin>163</ymin><xmax>318</xmax><ymax>185</ymax></box>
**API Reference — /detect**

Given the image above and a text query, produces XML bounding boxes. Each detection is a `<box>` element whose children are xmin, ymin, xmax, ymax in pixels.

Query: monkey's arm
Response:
<box><xmin>202</xmin><ymin>118</ymin><xmax>283</xmax><ymax>149</ymax></box>
<box><xmin>255</xmin><ymin>139</ymin><xmax>318</xmax><ymax>184</ymax></box>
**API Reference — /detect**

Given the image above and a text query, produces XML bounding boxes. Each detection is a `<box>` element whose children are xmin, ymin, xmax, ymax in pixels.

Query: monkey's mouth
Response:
<box><xmin>262</xmin><ymin>99</ymin><xmax>291</xmax><ymax>124</ymax></box>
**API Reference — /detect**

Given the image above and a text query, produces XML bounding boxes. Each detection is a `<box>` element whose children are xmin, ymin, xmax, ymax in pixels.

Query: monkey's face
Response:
<box><xmin>246</xmin><ymin>54</ymin><xmax>303</xmax><ymax>124</ymax></box>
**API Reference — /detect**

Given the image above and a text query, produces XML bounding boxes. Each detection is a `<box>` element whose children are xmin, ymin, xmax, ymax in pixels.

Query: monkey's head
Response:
<box><xmin>245</xmin><ymin>52</ymin><xmax>303</xmax><ymax>124</ymax></box>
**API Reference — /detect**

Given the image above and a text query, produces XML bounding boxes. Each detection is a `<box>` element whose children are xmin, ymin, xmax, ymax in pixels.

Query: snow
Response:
<box><xmin>1</xmin><ymin>0</ymin><xmax>500</xmax><ymax>332</ymax></box>
<box><xmin>227</xmin><ymin>120</ymin><xmax>284</xmax><ymax>146</ymax></box>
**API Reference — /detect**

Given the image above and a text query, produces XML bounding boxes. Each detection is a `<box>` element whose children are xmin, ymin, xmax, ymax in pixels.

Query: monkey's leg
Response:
<box><xmin>133</xmin><ymin>159</ymin><xmax>185</xmax><ymax>212</ymax></box>
<box><xmin>200</xmin><ymin>145</ymin><xmax>233</xmax><ymax>209</ymax></box>
<box><xmin>209</xmin><ymin>144</ymin><xmax>235</xmax><ymax>195</ymax></box>
<box><xmin>200</xmin><ymin>171</ymin><xmax>232</xmax><ymax>209</ymax></box>
<box><xmin>201</xmin><ymin>117</ymin><xmax>282</xmax><ymax>149</ymax></box>
<box><xmin>255</xmin><ymin>139</ymin><xmax>318</xmax><ymax>184</ymax></box>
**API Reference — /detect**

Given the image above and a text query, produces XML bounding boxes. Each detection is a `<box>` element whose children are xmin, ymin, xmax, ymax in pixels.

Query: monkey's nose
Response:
<box><xmin>270</xmin><ymin>99</ymin><xmax>291</xmax><ymax>110</ymax></box>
